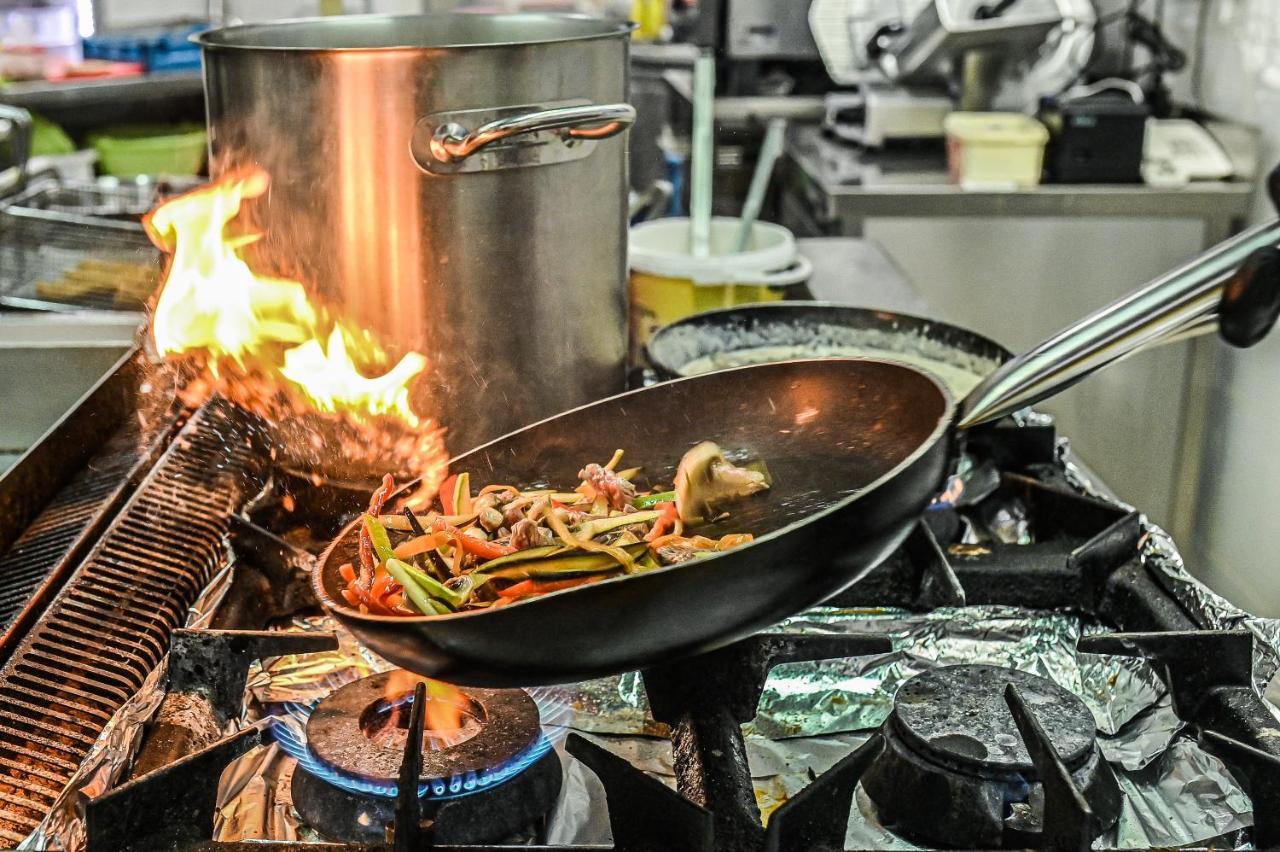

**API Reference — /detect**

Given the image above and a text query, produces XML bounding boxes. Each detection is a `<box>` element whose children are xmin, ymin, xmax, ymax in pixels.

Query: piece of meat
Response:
<box><xmin>509</xmin><ymin>518</ymin><xmax>553</xmax><ymax>550</ymax></box>
<box><xmin>502</xmin><ymin>497</ymin><xmax>532</xmax><ymax>528</ymax></box>
<box><xmin>578</xmin><ymin>463</ymin><xmax>636</xmax><ymax>510</ymax></box>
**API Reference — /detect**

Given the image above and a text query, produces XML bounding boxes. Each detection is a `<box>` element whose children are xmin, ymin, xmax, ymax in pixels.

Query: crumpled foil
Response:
<box><xmin>18</xmin><ymin>556</ymin><xmax>236</xmax><ymax>850</ymax></box>
<box><xmin>1097</xmin><ymin>693</ymin><xmax>1184</xmax><ymax>772</ymax></box>
<box><xmin>244</xmin><ymin>614</ymin><xmax>390</xmax><ymax>712</ymax></box>
<box><xmin>215</xmin><ymin>742</ymin><xmax>305</xmax><ymax>842</ymax></box>
<box><xmin>559</xmin><ymin>606</ymin><xmax>1165</xmax><ymax>740</ymax></box>
<box><xmin>1109</xmin><ymin>737</ymin><xmax>1252</xmax><ymax>848</ymax></box>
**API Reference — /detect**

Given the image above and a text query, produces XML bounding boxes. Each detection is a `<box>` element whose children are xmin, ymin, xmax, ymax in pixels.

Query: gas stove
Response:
<box><xmin>1</xmin><ymin>350</ymin><xmax>1278</xmax><ymax>851</ymax></box>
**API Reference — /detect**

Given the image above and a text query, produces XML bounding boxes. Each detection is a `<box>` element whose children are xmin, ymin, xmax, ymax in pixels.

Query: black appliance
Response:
<box><xmin>1041</xmin><ymin>94</ymin><xmax>1149</xmax><ymax>184</ymax></box>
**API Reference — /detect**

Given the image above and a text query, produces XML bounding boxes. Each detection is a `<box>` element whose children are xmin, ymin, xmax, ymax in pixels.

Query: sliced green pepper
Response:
<box><xmin>363</xmin><ymin>515</ymin><xmax>396</xmax><ymax>563</ymax></box>
<box><xmin>453</xmin><ymin>472</ymin><xmax>472</xmax><ymax>515</ymax></box>
<box><xmin>634</xmin><ymin>490</ymin><xmax>676</xmax><ymax>509</ymax></box>
<box><xmin>383</xmin><ymin>558</ymin><xmax>447</xmax><ymax>615</ymax></box>
<box><xmin>480</xmin><ymin>543</ymin><xmax>646</xmax><ymax>581</ymax></box>
<box><xmin>389</xmin><ymin>558</ymin><xmax>468</xmax><ymax>609</ymax></box>
<box><xmin>475</xmin><ymin>545</ymin><xmax>567</xmax><ymax>572</ymax></box>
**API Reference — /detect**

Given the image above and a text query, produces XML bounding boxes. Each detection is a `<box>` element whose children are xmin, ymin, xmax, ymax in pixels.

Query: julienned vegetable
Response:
<box><xmin>337</xmin><ymin>443</ymin><xmax>770</xmax><ymax>615</ymax></box>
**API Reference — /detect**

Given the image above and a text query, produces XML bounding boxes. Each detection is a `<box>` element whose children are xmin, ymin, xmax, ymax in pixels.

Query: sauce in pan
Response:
<box><xmin>679</xmin><ymin>344</ymin><xmax>993</xmax><ymax>398</ymax></box>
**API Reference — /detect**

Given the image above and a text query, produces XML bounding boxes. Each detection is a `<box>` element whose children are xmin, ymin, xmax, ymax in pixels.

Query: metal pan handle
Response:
<box><xmin>428</xmin><ymin>103</ymin><xmax>636</xmax><ymax>164</ymax></box>
<box><xmin>959</xmin><ymin>166</ymin><xmax>1280</xmax><ymax>428</ymax></box>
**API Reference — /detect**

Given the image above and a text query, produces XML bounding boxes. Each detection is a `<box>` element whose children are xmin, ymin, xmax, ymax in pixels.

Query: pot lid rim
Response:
<box><xmin>193</xmin><ymin>12</ymin><xmax>636</xmax><ymax>53</ymax></box>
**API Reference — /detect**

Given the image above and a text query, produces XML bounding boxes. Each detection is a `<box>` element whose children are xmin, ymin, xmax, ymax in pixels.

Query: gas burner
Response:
<box><xmin>862</xmin><ymin>664</ymin><xmax>1121</xmax><ymax>849</ymax></box>
<box><xmin>276</xmin><ymin>671</ymin><xmax>561</xmax><ymax>844</ymax></box>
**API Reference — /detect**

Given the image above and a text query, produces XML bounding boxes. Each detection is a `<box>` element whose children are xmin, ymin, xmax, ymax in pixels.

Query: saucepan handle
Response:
<box><xmin>958</xmin><ymin>165</ymin><xmax>1280</xmax><ymax>429</ymax></box>
<box><xmin>428</xmin><ymin>103</ymin><xmax>636</xmax><ymax>164</ymax></box>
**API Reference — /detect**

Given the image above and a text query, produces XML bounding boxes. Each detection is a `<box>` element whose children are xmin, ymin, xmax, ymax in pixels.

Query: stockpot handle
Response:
<box><xmin>428</xmin><ymin>103</ymin><xmax>636</xmax><ymax>164</ymax></box>
<box><xmin>958</xmin><ymin>165</ymin><xmax>1280</xmax><ymax>429</ymax></box>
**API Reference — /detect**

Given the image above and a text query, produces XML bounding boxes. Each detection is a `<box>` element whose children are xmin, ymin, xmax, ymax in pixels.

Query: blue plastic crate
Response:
<box><xmin>83</xmin><ymin>22</ymin><xmax>206</xmax><ymax>72</ymax></box>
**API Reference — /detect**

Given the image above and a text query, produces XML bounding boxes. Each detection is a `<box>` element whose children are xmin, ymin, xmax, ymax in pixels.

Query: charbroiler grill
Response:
<box><xmin>1</xmin><ymin>348</ymin><xmax>1278</xmax><ymax>852</ymax></box>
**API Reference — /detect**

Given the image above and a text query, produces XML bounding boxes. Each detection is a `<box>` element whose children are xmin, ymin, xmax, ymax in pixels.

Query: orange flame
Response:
<box><xmin>383</xmin><ymin>671</ymin><xmax>468</xmax><ymax>748</ymax></box>
<box><xmin>144</xmin><ymin>169</ymin><xmax>446</xmax><ymax>495</ymax></box>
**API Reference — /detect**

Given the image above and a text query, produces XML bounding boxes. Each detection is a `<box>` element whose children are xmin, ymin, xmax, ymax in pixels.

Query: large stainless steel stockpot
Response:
<box><xmin>195</xmin><ymin>14</ymin><xmax>635</xmax><ymax>453</ymax></box>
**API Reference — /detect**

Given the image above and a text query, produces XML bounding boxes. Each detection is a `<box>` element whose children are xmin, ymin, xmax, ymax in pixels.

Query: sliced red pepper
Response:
<box><xmin>439</xmin><ymin>473</ymin><xmax>458</xmax><ymax>515</ymax></box>
<box><xmin>449</xmin><ymin>528</ymin><xmax>516</xmax><ymax>561</ymax></box>
<box><xmin>420</xmin><ymin>515</ymin><xmax>517</xmax><ymax>561</ymax></box>
<box><xmin>644</xmin><ymin>501</ymin><xmax>678</xmax><ymax>542</ymax></box>
<box><xmin>497</xmin><ymin>575</ymin><xmax>604</xmax><ymax>598</ymax></box>
<box><xmin>358</xmin><ymin>474</ymin><xmax>397</xmax><ymax>584</ymax></box>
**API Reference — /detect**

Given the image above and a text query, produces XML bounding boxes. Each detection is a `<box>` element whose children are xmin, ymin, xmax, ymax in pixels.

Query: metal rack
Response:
<box><xmin>0</xmin><ymin>180</ymin><xmax>171</xmax><ymax>312</ymax></box>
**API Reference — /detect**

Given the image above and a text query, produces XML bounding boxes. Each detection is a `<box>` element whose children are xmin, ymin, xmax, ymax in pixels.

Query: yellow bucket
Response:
<box><xmin>629</xmin><ymin>217</ymin><xmax>812</xmax><ymax>363</ymax></box>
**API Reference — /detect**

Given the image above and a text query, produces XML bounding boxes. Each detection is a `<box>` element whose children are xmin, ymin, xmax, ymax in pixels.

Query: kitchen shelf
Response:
<box><xmin>0</xmin><ymin>72</ymin><xmax>204</xmax><ymax>130</ymax></box>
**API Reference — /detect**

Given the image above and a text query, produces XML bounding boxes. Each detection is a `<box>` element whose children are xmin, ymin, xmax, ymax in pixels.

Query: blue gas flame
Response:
<box><xmin>270</xmin><ymin>684</ymin><xmax>568</xmax><ymax>800</ymax></box>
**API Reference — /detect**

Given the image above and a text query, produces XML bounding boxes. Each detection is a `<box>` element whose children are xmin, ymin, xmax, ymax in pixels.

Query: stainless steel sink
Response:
<box><xmin>0</xmin><ymin>311</ymin><xmax>140</xmax><ymax>473</ymax></box>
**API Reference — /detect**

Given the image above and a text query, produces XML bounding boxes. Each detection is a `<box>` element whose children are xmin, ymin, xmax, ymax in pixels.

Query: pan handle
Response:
<box><xmin>958</xmin><ymin>172</ymin><xmax>1280</xmax><ymax>428</ymax></box>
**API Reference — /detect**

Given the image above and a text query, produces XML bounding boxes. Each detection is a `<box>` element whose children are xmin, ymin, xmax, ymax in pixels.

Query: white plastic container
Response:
<box><xmin>944</xmin><ymin>112</ymin><xmax>1049</xmax><ymax>189</ymax></box>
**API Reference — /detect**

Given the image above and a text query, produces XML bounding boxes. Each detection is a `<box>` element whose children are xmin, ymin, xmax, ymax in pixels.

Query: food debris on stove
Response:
<box><xmin>339</xmin><ymin>442</ymin><xmax>769</xmax><ymax>615</ymax></box>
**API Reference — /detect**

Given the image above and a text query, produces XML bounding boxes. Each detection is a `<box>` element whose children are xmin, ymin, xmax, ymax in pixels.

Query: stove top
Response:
<box><xmin>1</xmin><ymin>356</ymin><xmax>1278</xmax><ymax>851</ymax></box>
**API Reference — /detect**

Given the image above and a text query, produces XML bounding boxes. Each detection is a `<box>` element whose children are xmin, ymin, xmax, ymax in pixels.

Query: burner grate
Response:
<box><xmin>0</xmin><ymin>402</ymin><xmax>265</xmax><ymax>843</ymax></box>
<box><xmin>0</xmin><ymin>421</ymin><xmax>155</xmax><ymax>636</ymax></box>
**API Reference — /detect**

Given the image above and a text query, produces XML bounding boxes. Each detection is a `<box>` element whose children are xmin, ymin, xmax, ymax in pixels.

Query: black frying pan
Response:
<box><xmin>316</xmin><ymin>219</ymin><xmax>1280</xmax><ymax>687</ymax></box>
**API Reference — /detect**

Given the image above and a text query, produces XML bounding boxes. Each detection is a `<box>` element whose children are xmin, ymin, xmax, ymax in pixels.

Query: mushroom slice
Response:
<box><xmin>674</xmin><ymin>441</ymin><xmax>770</xmax><ymax>525</ymax></box>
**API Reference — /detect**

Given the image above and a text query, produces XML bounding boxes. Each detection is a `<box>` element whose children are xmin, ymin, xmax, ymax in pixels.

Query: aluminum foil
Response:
<box><xmin>556</xmin><ymin>606</ymin><xmax>1165</xmax><ymax>740</ymax></box>
<box><xmin>244</xmin><ymin>614</ymin><xmax>390</xmax><ymax>712</ymax></box>
<box><xmin>1108</xmin><ymin>737</ymin><xmax>1252</xmax><ymax>848</ymax></box>
<box><xmin>549</xmin><ymin>728</ymin><xmax>1254</xmax><ymax>850</ymax></box>
<box><xmin>214</xmin><ymin>742</ymin><xmax>332</xmax><ymax>843</ymax></box>
<box><xmin>1097</xmin><ymin>693</ymin><xmax>1183</xmax><ymax>772</ymax></box>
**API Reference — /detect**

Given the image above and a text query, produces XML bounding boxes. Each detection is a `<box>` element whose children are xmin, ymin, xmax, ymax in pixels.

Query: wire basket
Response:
<box><xmin>0</xmin><ymin>179</ymin><xmax>193</xmax><ymax>312</ymax></box>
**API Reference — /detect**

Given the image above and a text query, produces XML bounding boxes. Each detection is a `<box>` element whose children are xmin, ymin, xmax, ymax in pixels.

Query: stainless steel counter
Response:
<box><xmin>782</xmin><ymin>125</ymin><xmax>1256</xmax><ymax>246</ymax></box>
<box><xmin>797</xmin><ymin>236</ymin><xmax>925</xmax><ymax>313</ymax></box>
<box><xmin>0</xmin><ymin>312</ymin><xmax>139</xmax><ymax>475</ymax></box>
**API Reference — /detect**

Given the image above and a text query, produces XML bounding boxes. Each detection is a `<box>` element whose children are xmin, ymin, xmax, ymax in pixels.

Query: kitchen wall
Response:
<box><xmin>866</xmin><ymin>217</ymin><xmax>1205</xmax><ymax>532</ymax></box>
<box><xmin>1159</xmin><ymin>0</ymin><xmax>1280</xmax><ymax>616</ymax></box>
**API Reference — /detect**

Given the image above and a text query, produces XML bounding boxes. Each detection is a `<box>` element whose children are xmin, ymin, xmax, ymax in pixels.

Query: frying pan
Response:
<box><xmin>316</xmin><ymin>216</ymin><xmax>1280</xmax><ymax>687</ymax></box>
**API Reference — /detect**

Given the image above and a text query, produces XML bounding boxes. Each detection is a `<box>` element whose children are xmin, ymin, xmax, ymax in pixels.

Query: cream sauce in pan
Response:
<box><xmin>679</xmin><ymin>344</ymin><xmax>993</xmax><ymax>398</ymax></box>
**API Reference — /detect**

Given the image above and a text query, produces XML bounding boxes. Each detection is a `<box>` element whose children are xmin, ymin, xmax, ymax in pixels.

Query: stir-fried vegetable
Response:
<box><xmin>338</xmin><ymin>443</ymin><xmax>769</xmax><ymax>615</ymax></box>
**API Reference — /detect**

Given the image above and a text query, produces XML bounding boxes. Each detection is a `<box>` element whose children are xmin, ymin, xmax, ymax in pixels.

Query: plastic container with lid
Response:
<box><xmin>944</xmin><ymin>112</ymin><xmax>1049</xmax><ymax>189</ymax></box>
<box><xmin>628</xmin><ymin>216</ymin><xmax>813</xmax><ymax>364</ymax></box>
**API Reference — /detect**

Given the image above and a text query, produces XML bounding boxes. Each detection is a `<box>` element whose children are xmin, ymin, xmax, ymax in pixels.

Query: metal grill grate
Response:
<box><xmin>0</xmin><ymin>401</ymin><xmax>265</xmax><ymax>843</ymax></box>
<box><xmin>0</xmin><ymin>418</ymin><xmax>160</xmax><ymax>642</ymax></box>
